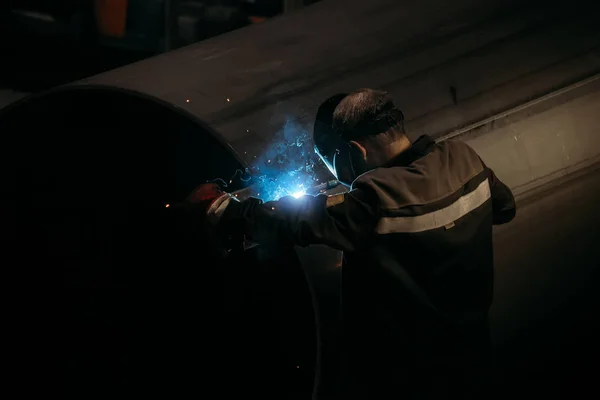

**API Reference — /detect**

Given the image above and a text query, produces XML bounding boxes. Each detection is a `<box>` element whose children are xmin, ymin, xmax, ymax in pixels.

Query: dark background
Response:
<box><xmin>0</xmin><ymin>1</ymin><xmax>322</xmax><ymax>92</ymax></box>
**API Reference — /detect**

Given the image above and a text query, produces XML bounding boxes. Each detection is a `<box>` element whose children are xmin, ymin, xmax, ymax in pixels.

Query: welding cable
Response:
<box><xmin>209</xmin><ymin>178</ymin><xmax>229</xmax><ymax>187</ymax></box>
<box><xmin>231</xmin><ymin>169</ymin><xmax>252</xmax><ymax>182</ymax></box>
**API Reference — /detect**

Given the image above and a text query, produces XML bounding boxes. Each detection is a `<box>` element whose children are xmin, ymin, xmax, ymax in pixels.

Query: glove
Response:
<box><xmin>185</xmin><ymin>183</ymin><xmax>224</xmax><ymax>204</ymax></box>
<box><xmin>185</xmin><ymin>183</ymin><xmax>238</xmax><ymax>225</ymax></box>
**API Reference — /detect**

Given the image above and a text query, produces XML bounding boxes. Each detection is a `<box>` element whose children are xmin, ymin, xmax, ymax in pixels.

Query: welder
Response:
<box><xmin>188</xmin><ymin>88</ymin><xmax>516</xmax><ymax>399</ymax></box>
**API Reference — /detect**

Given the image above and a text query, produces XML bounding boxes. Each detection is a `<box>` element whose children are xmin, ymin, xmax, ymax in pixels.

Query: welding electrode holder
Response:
<box><xmin>230</xmin><ymin>179</ymin><xmax>341</xmax><ymax>201</ymax></box>
<box><xmin>306</xmin><ymin>179</ymin><xmax>340</xmax><ymax>195</ymax></box>
<box><xmin>168</xmin><ymin>179</ymin><xmax>341</xmax><ymax>257</ymax></box>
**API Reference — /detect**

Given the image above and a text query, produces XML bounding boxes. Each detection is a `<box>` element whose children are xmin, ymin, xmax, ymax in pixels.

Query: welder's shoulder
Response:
<box><xmin>351</xmin><ymin>166</ymin><xmax>409</xmax><ymax>196</ymax></box>
<box><xmin>437</xmin><ymin>139</ymin><xmax>487</xmax><ymax>177</ymax></box>
<box><xmin>442</xmin><ymin>139</ymin><xmax>484</xmax><ymax>163</ymax></box>
<box><xmin>352</xmin><ymin>167</ymin><xmax>388</xmax><ymax>186</ymax></box>
<box><xmin>437</xmin><ymin>137</ymin><xmax>471</xmax><ymax>153</ymax></box>
<box><xmin>325</xmin><ymin>184</ymin><xmax>379</xmax><ymax>212</ymax></box>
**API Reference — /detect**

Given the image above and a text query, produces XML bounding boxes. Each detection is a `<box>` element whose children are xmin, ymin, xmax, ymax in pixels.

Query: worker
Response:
<box><xmin>188</xmin><ymin>88</ymin><xmax>516</xmax><ymax>399</ymax></box>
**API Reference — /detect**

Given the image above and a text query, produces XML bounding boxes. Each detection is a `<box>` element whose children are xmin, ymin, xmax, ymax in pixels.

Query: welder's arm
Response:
<box><xmin>217</xmin><ymin>186</ymin><xmax>379</xmax><ymax>252</ymax></box>
<box><xmin>485</xmin><ymin>165</ymin><xmax>516</xmax><ymax>225</ymax></box>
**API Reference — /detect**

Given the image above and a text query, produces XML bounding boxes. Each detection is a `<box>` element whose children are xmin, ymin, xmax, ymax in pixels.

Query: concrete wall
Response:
<box><xmin>445</xmin><ymin>75</ymin><xmax>600</xmax><ymax>196</ymax></box>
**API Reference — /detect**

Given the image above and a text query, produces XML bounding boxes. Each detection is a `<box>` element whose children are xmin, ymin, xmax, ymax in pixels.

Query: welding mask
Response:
<box><xmin>313</xmin><ymin>93</ymin><xmax>348</xmax><ymax>183</ymax></box>
<box><xmin>313</xmin><ymin>94</ymin><xmax>404</xmax><ymax>186</ymax></box>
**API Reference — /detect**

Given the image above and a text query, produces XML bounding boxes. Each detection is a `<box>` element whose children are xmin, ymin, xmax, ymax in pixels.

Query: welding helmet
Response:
<box><xmin>313</xmin><ymin>93</ymin><xmax>404</xmax><ymax>186</ymax></box>
<box><xmin>313</xmin><ymin>93</ymin><xmax>348</xmax><ymax>182</ymax></box>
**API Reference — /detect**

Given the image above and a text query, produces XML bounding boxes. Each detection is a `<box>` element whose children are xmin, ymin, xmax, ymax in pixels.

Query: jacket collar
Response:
<box><xmin>384</xmin><ymin>135</ymin><xmax>435</xmax><ymax>167</ymax></box>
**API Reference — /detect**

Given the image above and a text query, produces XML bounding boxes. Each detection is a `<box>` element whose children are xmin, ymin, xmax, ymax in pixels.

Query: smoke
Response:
<box><xmin>250</xmin><ymin>118</ymin><xmax>325</xmax><ymax>201</ymax></box>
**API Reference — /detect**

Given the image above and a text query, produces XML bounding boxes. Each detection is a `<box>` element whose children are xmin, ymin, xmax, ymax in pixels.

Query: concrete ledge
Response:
<box><xmin>436</xmin><ymin>73</ymin><xmax>600</xmax><ymax>143</ymax></box>
<box><xmin>514</xmin><ymin>157</ymin><xmax>600</xmax><ymax>204</ymax></box>
<box><xmin>438</xmin><ymin>74</ymin><xmax>600</xmax><ymax>195</ymax></box>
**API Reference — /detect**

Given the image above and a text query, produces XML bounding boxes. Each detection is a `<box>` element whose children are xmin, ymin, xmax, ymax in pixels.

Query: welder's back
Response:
<box><xmin>340</xmin><ymin>135</ymin><xmax>515</xmax><ymax>399</ymax></box>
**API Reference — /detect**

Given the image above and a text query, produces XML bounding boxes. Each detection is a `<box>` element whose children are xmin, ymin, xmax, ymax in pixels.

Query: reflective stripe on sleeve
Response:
<box><xmin>375</xmin><ymin>179</ymin><xmax>491</xmax><ymax>234</ymax></box>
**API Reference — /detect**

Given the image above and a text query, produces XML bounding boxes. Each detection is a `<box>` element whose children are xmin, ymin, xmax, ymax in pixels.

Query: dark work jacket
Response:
<box><xmin>222</xmin><ymin>135</ymin><xmax>516</xmax><ymax>399</ymax></box>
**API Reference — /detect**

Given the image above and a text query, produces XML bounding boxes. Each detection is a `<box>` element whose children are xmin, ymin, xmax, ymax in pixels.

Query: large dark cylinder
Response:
<box><xmin>0</xmin><ymin>86</ymin><xmax>318</xmax><ymax>398</ymax></box>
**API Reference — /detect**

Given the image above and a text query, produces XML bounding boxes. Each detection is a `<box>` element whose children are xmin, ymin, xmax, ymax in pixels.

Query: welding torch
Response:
<box><xmin>304</xmin><ymin>179</ymin><xmax>341</xmax><ymax>195</ymax></box>
<box><xmin>168</xmin><ymin>179</ymin><xmax>342</xmax><ymax>210</ymax></box>
<box><xmin>166</xmin><ymin>179</ymin><xmax>342</xmax><ymax>256</ymax></box>
<box><xmin>231</xmin><ymin>179</ymin><xmax>341</xmax><ymax>201</ymax></box>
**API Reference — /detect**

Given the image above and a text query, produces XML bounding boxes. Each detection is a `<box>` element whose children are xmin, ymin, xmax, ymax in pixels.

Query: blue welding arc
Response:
<box><xmin>229</xmin><ymin>179</ymin><xmax>341</xmax><ymax>202</ymax></box>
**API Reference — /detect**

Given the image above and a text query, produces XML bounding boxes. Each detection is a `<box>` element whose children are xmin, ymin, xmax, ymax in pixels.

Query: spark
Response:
<box><xmin>165</xmin><ymin>204</ymin><xmax>170</xmax><ymax>208</ymax></box>
<box><xmin>186</xmin><ymin>99</ymin><xmax>190</xmax><ymax>103</ymax></box>
<box><xmin>247</xmin><ymin>118</ymin><xmax>326</xmax><ymax>201</ymax></box>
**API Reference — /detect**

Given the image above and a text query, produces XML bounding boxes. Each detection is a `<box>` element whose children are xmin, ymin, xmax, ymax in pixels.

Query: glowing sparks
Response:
<box><xmin>165</xmin><ymin>204</ymin><xmax>170</xmax><ymax>208</ymax></box>
<box><xmin>186</xmin><ymin>99</ymin><xmax>190</xmax><ymax>103</ymax></box>
<box><xmin>226</xmin><ymin>98</ymin><xmax>231</xmax><ymax>102</ymax></box>
<box><xmin>247</xmin><ymin>119</ymin><xmax>325</xmax><ymax>201</ymax></box>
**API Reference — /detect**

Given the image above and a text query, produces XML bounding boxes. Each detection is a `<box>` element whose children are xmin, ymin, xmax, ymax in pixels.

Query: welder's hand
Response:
<box><xmin>185</xmin><ymin>183</ymin><xmax>224</xmax><ymax>205</ymax></box>
<box><xmin>207</xmin><ymin>192</ymin><xmax>240</xmax><ymax>225</ymax></box>
<box><xmin>185</xmin><ymin>183</ymin><xmax>238</xmax><ymax>225</ymax></box>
